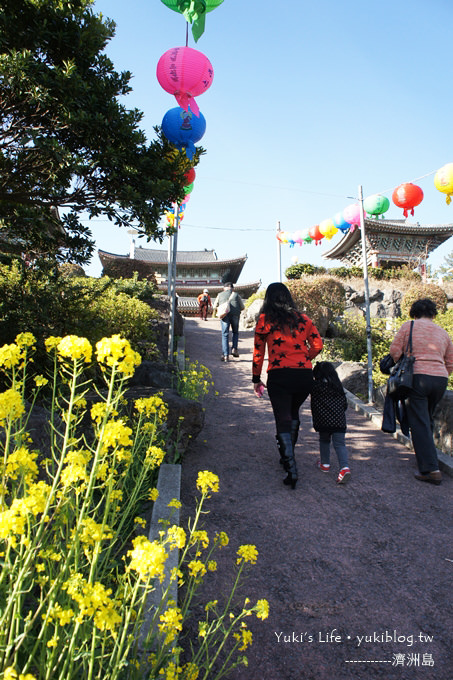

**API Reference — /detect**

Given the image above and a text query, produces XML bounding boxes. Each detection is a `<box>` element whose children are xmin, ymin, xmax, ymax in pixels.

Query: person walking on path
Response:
<box><xmin>252</xmin><ymin>282</ymin><xmax>323</xmax><ymax>489</ymax></box>
<box><xmin>197</xmin><ymin>288</ymin><xmax>211</xmax><ymax>321</ymax></box>
<box><xmin>311</xmin><ymin>361</ymin><xmax>351</xmax><ymax>484</ymax></box>
<box><xmin>213</xmin><ymin>282</ymin><xmax>245</xmax><ymax>362</ymax></box>
<box><xmin>389</xmin><ymin>297</ymin><xmax>453</xmax><ymax>485</ymax></box>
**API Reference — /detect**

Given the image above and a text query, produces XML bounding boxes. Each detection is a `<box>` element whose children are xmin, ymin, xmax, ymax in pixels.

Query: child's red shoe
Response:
<box><xmin>337</xmin><ymin>467</ymin><xmax>351</xmax><ymax>484</ymax></box>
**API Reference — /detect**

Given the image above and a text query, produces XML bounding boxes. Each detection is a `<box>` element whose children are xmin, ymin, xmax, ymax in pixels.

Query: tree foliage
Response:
<box><xmin>0</xmin><ymin>0</ymin><xmax>197</xmax><ymax>264</ymax></box>
<box><xmin>437</xmin><ymin>250</ymin><xmax>453</xmax><ymax>280</ymax></box>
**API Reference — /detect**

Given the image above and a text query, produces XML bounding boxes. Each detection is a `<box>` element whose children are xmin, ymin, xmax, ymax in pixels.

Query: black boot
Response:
<box><xmin>277</xmin><ymin>420</ymin><xmax>300</xmax><ymax>466</ymax></box>
<box><xmin>276</xmin><ymin>432</ymin><xmax>298</xmax><ymax>489</ymax></box>
<box><xmin>291</xmin><ymin>419</ymin><xmax>300</xmax><ymax>449</ymax></box>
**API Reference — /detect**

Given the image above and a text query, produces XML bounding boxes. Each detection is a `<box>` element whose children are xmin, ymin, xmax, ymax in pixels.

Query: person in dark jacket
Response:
<box><xmin>310</xmin><ymin>361</ymin><xmax>351</xmax><ymax>484</ymax></box>
<box><xmin>213</xmin><ymin>282</ymin><xmax>245</xmax><ymax>361</ymax></box>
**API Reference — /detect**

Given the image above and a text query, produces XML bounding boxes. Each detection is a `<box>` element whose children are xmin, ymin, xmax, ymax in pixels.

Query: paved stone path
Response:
<box><xmin>179</xmin><ymin>317</ymin><xmax>453</xmax><ymax>680</ymax></box>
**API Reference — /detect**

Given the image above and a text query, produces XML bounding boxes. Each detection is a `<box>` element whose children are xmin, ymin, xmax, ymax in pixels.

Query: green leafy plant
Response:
<box><xmin>176</xmin><ymin>359</ymin><xmax>214</xmax><ymax>402</ymax></box>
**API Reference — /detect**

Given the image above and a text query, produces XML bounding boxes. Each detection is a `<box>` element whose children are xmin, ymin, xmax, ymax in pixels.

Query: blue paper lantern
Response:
<box><xmin>162</xmin><ymin>107</ymin><xmax>206</xmax><ymax>160</ymax></box>
<box><xmin>333</xmin><ymin>211</ymin><xmax>350</xmax><ymax>232</ymax></box>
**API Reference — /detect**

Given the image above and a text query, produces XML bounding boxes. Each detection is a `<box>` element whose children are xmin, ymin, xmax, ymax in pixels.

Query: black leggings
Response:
<box><xmin>266</xmin><ymin>368</ymin><xmax>313</xmax><ymax>434</ymax></box>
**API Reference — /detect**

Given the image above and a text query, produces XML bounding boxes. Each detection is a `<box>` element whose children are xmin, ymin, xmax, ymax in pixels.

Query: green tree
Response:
<box><xmin>437</xmin><ymin>251</ymin><xmax>453</xmax><ymax>280</ymax></box>
<box><xmin>0</xmin><ymin>0</ymin><xmax>196</xmax><ymax>265</ymax></box>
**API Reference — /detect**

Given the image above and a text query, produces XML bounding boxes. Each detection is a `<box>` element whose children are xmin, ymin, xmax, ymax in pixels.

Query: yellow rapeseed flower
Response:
<box><xmin>158</xmin><ymin>661</ymin><xmax>182</xmax><ymax>680</ymax></box>
<box><xmin>149</xmin><ymin>487</ymin><xmax>159</xmax><ymax>502</ymax></box>
<box><xmin>57</xmin><ymin>335</ymin><xmax>92</xmax><ymax>363</ymax></box>
<box><xmin>181</xmin><ymin>662</ymin><xmax>199</xmax><ymax>680</ymax></box>
<box><xmin>158</xmin><ymin>606</ymin><xmax>183</xmax><ymax>643</ymax></box>
<box><xmin>45</xmin><ymin>336</ymin><xmax>63</xmax><ymax>353</ymax></box>
<box><xmin>196</xmin><ymin>470</ymin><xmax>219</xmax><ymax>495</ymax></box>
<box><xmin>190</xmin><ymin>530</ymin><xmax>209</xmax><ymax>549</ymax></box>
<box><xmin>187</xmin><ymin>560</ymin><xmax>206</xmax><ymax>579</ymax></box>
<box><xmin>145</xmin><ymin>445</ymin><xmax>166</xmax><ymax>468</ymax></box>
<box><xmin>236</xmin><ymin>545</ymin><xmax>258</xmax><ymax>565</ymax></box>
<box><xmin>0</xmin><ymin>389</ymin><xmax>25</xmax><ymax>425</ymax></box>
<box><xmin>77</xmin><ymin>518</ymin><xmax>113</xmax><ymax>547</ymax></box>
<box><xmin>0</xmin><ymin>344</ymin><xmax>22</xmax><ymax>369</ymax></box>
<box><xmin>214</xmin><ymin>531</ymin><xmax>229</xmax><ymax>547</ymax></box>
<box><xmin>255</xmin><ymin>599</ymin><xmax>269</xmax><ymax>620</ymax></box>
<box><xmin>5</xmin><ymin>447</ymin><xmax>38</xmax><ymax>481</ymax></box>
<box><xmin>127</xmin><ymin>535</ymin><xmax>168</xmax><ymax>582</ymax></box>
<box><xmin>100</xmin><ymin>420</ymin><xmax>133</xmax><ymax>450</ymax></box>
<box><xmin>3</xmin><ymin>669</ymin><xmax>37</xmax><ymax>680</ymax></box>
<box><xmin>167</xmin><ymin>498</ymin><xmax>181</xmax><ymax>509</ymax></box>
<box><xmin>134</xmin><ymin>395</ymin><xmax>167</xmax><ymax>418</ymax></box>
<box><xmin>15</xmin><ymin>332</ymin><xmax>36</xmax><ymax>348</ymax></box>
<box><xmin>166</xmin><ymin>525</ymin><xmax>186</xmax><ymax>550</ymax></box>
<box><xmin>234</xmin><ymin>627</ymin><xmax>253</xmax><ymax>651</ymax></box>
<box><xmin>95</xmin><ymin>335</ymin><xmax>141</xmax><ymax>376</ymax></box>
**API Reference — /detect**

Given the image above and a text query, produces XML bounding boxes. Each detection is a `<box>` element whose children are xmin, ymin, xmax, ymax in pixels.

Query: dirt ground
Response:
<box><xmin>179</xmin><ymin>317</ymin><xmax>453</xmax><ymax>680</ymax></box>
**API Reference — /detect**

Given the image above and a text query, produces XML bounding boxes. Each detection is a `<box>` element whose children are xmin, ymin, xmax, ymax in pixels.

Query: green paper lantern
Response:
<box><xmin>160</xmin><ymin>0</ymin><xmax>224</xmax><ymax>41</ymax></box>
<box><xmin>161</xmin><ymin>0</ymin><xmax>223</xmax><ymax>14</ymax></box>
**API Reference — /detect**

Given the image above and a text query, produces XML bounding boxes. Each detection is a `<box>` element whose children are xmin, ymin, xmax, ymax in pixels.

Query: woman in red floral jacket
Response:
<box><xmin>252</xmin><ymin>282</ymin><xmax>323</xmax><ymax>489</ymax></box>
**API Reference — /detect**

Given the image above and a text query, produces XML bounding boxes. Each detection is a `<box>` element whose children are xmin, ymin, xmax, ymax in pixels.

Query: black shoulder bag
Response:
<box><xmin>387</xmin><ymin>320</ymin><xmax>415</xmax><ymax>400</ymax></box>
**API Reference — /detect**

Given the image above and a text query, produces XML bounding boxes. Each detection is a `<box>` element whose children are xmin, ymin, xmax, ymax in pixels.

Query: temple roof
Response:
<box><xmin>323</xmin><ymin>218</ymin><xmax>453</xmax><ymax>262</ymax></box>
<box><xmin>99</xmin><ymin>247</ymin><xmax>247</xmax><ymax>267</ymax></box>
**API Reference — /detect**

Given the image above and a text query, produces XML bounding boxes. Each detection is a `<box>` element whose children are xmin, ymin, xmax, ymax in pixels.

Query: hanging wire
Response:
<box><xmin>374</xmin><ymin>169</ymin><xmax>437</xmax><ymax>198</ymax></box>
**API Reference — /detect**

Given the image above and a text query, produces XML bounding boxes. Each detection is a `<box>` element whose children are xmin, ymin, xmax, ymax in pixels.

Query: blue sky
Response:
<box><xmin>87</xmin><ymin>0</ymin><xmax>453</xmax><ymax>287</ymax></box>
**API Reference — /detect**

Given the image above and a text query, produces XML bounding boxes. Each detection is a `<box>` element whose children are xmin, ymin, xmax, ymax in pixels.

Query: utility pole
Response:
<box><xmin>168</xmin><ymin>204</ymin><xmax>179</xmax><ymax>361</ymax></box>
<box><xmin>277</xmin><ymin>220</ymin><xmax>282</xmax><ymax>282</ymax></box>
<box><xmin>358</xmin><ymin>185</ymin><xmax>374</xmax><ymax>404</ymax></box>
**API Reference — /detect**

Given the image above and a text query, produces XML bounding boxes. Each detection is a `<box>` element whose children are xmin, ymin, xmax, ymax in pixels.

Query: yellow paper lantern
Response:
<box><xmin>434</xmin><ymin>163</ymin><xmax>453</xmax><ymax>205</ymax></box>
<box><xmin>318</xmin><ymin>218</ymin><xmax>338</xmax><ymax>240</ymax></box>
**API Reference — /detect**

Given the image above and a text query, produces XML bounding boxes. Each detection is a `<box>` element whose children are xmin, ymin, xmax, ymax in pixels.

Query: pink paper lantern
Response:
<box><xmin>343</xmin><ymin>204</ymin><xmax>364</xmax><ymax>232</ymax></box>
<box><xmin>156</xmin><ymin>46</ymin><xmax>214</xmax><ymax>116</ymax></box>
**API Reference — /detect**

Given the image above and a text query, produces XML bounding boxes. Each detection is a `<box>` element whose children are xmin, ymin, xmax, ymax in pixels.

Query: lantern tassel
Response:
<box><xmin>175</xmin><ymin>93</ymin><xmax>200</xmax><ymax>116</ymax></box>
<box><xmin>447</xmin><ymin>195</ymin><xmax>452</xmax><ymax>205</ymax></box>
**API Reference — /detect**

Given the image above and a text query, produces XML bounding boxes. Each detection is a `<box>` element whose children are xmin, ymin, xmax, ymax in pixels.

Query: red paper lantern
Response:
<box><xmin>392</xmin><ymin>183</ymin><xmax>424</xmax><ymax>217</ymax></box>
<box><xmin>308</xmin><ymin>225</ymin><xmax>324</xmax><ymax>245</ymax></box>
<box><xmin>184</xmin><ymin>168</ymin><xmax>196</xmax><ymax>184</ymax></box>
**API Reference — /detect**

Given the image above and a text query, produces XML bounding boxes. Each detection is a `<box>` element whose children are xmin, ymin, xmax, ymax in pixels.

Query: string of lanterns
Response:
<box><xmin>277</xmin><ymin>163</ymin><xmax>453</xmax><ymax>247</ymax></box>
<box><xmin>157</xmin><ymin>1</ymin><xmax>223</xmax><ymax>229</ymax></box>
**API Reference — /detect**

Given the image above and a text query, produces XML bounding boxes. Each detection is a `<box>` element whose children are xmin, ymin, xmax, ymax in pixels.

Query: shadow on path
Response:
<box><xmin>179</xmin><ymin>318</ymin><xmax>453</xmax><ymax>680</ymax></box>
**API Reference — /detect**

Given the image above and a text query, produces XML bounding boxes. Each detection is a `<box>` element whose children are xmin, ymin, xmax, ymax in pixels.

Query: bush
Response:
<box><xmin>244</xmin><ymin>289</ymin><xmax>265</xmax><ymax>309</ymax></box>
<box><xmin>0</xmin><ymin>264</ymin><xmax>158</xmax><ymax>362</ymax></box>
<box><xmin>400</xmin><ymin>284</ymin><xmax>448</xmax><ymax>317</ymax></box>
<box><xmin>58</xmin><ymin>263</ymin><xmax>86</xmax><ymax>278</ymax></box>
<box><xmin>284</xmin><ymin>263</ymin><xmax>326</xmax><ymax>279</ymax></box>
<box><xmin>287</xmin><ymin>276</ymin><xmax>346</xmax><ymax>329</ymax></box>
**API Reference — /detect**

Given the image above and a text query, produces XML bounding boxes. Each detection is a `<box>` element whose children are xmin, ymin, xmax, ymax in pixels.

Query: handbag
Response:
<box><xmin>217</xmin><ymin>292</ymin><xmax>233</xmax><ymax>319</ymax></box>
<box><xmin>387</xmin><ymin>321</ymin><xmax>415</xmax><ymax>399</ymax></box>
<box><xmin>379</xmin><ymin>353</ymin><xmax>395</xmax><ymax>375</ymax></box>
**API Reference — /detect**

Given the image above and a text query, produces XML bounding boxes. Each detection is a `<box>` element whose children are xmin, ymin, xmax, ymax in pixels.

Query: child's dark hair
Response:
<box><xmin>313</xmin><ymin>361</ymin><xmax>344</xmax><ymax>393</ymax></box>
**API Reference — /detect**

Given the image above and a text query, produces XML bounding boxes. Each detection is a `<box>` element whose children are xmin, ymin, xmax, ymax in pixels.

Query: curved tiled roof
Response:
<box><xmin>98</xmin><ymin>248</ymin><xmax>247</xmax><ymax>267</ymax></box>
<box><xmin>323</xmin><ymin>218</ymin><xmax>453</xmax><ymax>261</ymax></box>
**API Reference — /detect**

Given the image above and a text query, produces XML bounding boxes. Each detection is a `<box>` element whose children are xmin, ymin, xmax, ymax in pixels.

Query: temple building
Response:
<box><xmin>323</xmin><ymin>217</ymin><xmax>453</xmax><ymax>269</ymax></box>
<box><xmin>98</xmin><ymin>243</ymin><xmax>261</xmax><ymax>315</ymax></box>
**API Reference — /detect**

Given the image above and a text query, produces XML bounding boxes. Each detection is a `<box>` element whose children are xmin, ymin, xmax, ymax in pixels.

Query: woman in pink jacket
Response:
<box><xmin>389</xmin><ymin>298</ymin><xmax>453</xmax><ymax>485</ymax></box>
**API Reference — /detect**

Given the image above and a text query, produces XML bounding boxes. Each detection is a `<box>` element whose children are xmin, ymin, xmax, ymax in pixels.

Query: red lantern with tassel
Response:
<box><xmin>392</xmin><ymin>183</ymin><xmax>424</xmax><ymax>217</ymax></box>
<box><xmin>308</xmin><ymin>225</ymin><xmax>324</xmax><ymax>245</ymax></box>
